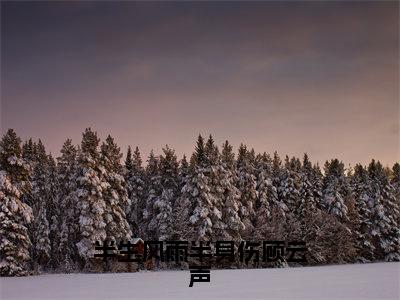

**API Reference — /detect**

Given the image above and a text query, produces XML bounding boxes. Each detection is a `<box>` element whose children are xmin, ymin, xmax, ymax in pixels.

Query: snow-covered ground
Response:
<box><xmin>1</xmin><ymin>262</ymin><xmax>399</xmax><ymax>300</ymax></box>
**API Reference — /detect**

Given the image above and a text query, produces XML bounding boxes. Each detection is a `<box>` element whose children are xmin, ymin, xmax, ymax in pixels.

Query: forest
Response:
<box><xmin>0</xmin><ymin>128</ymin><xmax>399</xmax><ymax>276</ymax></box>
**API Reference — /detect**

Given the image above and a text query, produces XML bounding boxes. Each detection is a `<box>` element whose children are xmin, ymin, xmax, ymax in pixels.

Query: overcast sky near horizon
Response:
<box><xmin>1</xmin><ymin>1</ymin><xmax>399</xmax><ymax>166</ymax></box>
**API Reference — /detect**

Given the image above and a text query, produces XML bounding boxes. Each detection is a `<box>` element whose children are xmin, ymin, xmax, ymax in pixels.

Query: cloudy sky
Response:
<box><xmin>1</xmin><ymin>1</ymin><xmax>398</xmax><ymax>166</ymax></box>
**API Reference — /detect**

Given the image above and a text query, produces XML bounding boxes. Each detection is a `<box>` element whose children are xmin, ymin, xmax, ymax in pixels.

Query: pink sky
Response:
<box><xmin>1</xmin><ymin>1</ymin><xmax>399</xmax><ymax>166</ymax></box>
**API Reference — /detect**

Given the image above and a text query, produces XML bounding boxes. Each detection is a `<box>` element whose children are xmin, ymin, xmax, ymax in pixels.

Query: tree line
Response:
<box><xmin>0</xmin><ymin>128</ymin><xmax>399</xmax><ymax>276</ymax></box>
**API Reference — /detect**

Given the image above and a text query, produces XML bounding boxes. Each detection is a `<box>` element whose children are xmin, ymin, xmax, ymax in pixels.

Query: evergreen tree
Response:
<box><xmin>295</xmin><ymin>155</ymin><xmax>326</xmax><ymax>264</ymax></box>
<box><xmin>219</xmin><ymin>141</ymin><xmax>244</xmax><ymax>241</ymax></box>
<box><xmin>30</xmin><ymin>140</ymin><xmax>51</xmax><ymax>271</ymax></box>
<box><xmin>0</xmin><ymin>129</ymin><xmax>33</xmax><ymax>276</ymax></box>
<box><xmin>298</xmin><ymin>154</ymin><xmax>318</xmax><ymax>219</ymax></box>
<box><xmin>312</xmin><ymin>163</ymin><xmax>324</xmax><ymax>209</ymax></box>
<box><xmin>350</xmin><ymin>164</ymin><xmax>375</xmax><ymax>261</ymax></box>
<box><xmin>322</xmin><ymin>159</ymin><xmax>350</xmax><ymax>221</ymax></box>
<box><xmin>0</xmin><ymin>129</ymin><xmax>30</xmax><ymax>188</ymax></box>
<box><xmin>147</xmin><ymin>146</ymin><xmax>179</xmax><ymax>241</ymax></box>
<box><xmin>183</xmin><ymin>135</ymin><xmax>215</xmax><ymax>241</ymax></box>
<box><xmin>100</xmin><ymin>135</ymin><xmax>132</xmax><ymax>245</ymax></box>
<box><xmin>125</xmin><ymin>146</ymin><xmax>146</xmax><ymax>236</ymax></box>
<box><xmin>368</xmin><ymin>160</ymin><xmax>400</xmax><ymax>261</ymax></box>
<box><xmin>74</xmin><ymin>128</ymin><xmax>108</xmax><ymax>269</ymax></box>
<box><xmin>253</xmin><ymin>152</ymin><xmax>273</xmax><ymax>239</ymax></box>
<box><xmin>279</xmin><ymin>156</ymin><xmax>301</xmax><ymax>214</ymax></box>
<box><xmin>46</xmin><ymin>154</ymin><xmax>61</xmax><ymax>269</ymax></box>
<box><xmin>143</xmin><ymin>150</ymin><xmax>162</xmax><ymax>240</ymax></box>
<box><xmin>125</xmin><ymin>146</ymin><xmax>133</xmax><ymax>173</ymax></box>
<box><xmin>22</xmin><ymin>139</ymin><xmax>35</xmax><ymax>165</ymax></box>
<box><xmin>236</xmin><ymin>144</ymin><xmax>258</xmax><ymax>239</ymax></box>
<box><xmin>204</xmin><ymin>136</ymin><xmax>226</xmax><ymax>240</ymax></box>
<box><xmin>173</xmin><ymin>155</ymin><xmax>192</xmax><ymax>240</ymax></box>
<box><xmin>57</xmin><ymin>139</ymin><xmax>79</xmax><ymax>271</ymax></box>
<box><xmin>270</xmin><ymin>151</ymin><xmax>288</xmax><ymax>216</ymax></box>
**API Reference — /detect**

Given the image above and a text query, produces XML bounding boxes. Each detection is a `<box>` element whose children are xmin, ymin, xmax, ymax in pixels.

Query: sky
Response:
<box><xmin>1</xmin><ymin>1</ymin><xmax>399</xmax><ymax>166</ymax></box>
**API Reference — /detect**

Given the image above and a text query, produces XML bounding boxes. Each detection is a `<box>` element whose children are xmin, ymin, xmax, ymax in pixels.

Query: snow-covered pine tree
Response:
<box><xmin>46</xmin><ymin>153</ymin><xmax>62</xmax><ymax>270</ymax></box>
<box><xmin>253</xmin><ymin>152</ymin><xmax>273</xmax><ymax>240</ymax></box>
<box><xmin>172</xmin><ymin>155</ymin><xmax>192</xmax><ymax>240</ymax></box>
<box><xmin>368</xmin><ymin>160</ymin><xmax>400</xmax><ymax>261</ymax></box>
<box><xmin>125</xmin><ymin>146</ymin><xmax>133</xmax><ymax>171</ymax></box>
<box><xmin>22</xmin><ymin>139</ymin><xmax>35</xmax><ymax>167</ymax></box>
<box><xmin>219</xmin><ymin>141</ymin><xmax>244</xmax><ymax>241</ymax></box>
<box><xmin>20</xmin><ymin>139</ymin><xmax>36</xmax><ymax>212</ymax></box>
<box><xmin>183</xmin><ymin>135</ymin><xmax>214</xmax><ymax>241</ymax></box>
<box><xmin>280</xmin><ymin>157</ymin><xmax>303</xmax><ymax>248</ymax></box>
<box><xmin>350</xmin><ymin>164</ymin><xmax>375</xmax><ymax>261</ymax></box>
<box><xmin>248</xmin><ymin>148</ymin><xmax>256</xmax><ymax>168</ymax></box>
<box><xmin>0</xmin><ymin>171</ymin><xmax>33</xmax><ymax>276</ymax></box>
<box><xmin>270</xmin><ymin>151</ymin><xmax>288</xmax><ymax>217</ymax></box>
<box><xmin>298</xmin><ymin>154</ymin><xmax>318</xmax><ymax>218</ymax></box>
<box><xmin>0</xmin><ymin>129</ymin><xmax>31</xmax><ymax>190</ymax></box>
<box><xmin>0</xmin><ymin>129</ymin><xmax>33</xmax><ymax>276</ymax></box>
<box><xmin>100</xmin><ymin>135</ymin><xmax>132</xmax><ymax>245</ymax></box>
<box><xmin>29</xmin><ymin>140</ymin><xmax>51</xmax><ymax>272</ymax></box>
<box><xmin>311</xmin><ymin>163</ymin><xmax>324</xmax><ymax>209</ymax></box>
<box><xmin>203</xmin><ymin>135</ymin><xmax>226</xmax><ymax>241</ymax></box>
<box><xmin>125</xmin><ymin>146</ymin><xmax>146</xmax><ymax>236</ymax></box>
<box><xmin>56</xmin><ymin>139</ymin><xmax>79</xmax><ymax>272</ymax></box>
<box><xmin>236</xmin><ymin>144</ymin><xmax>258</xmax><ymax>239</ymax></box>
<box><xmin>74</xmin><ymin>128</ymin><xmax>108</xmax><ymax>270</ymax></box>
<box><xmin>322</xmin><ymin>159</ymin><xmax>350</xmax><ymax>221</ymax></box>
<box><xmin>143</xmin><ymin>150</ymin><xmax>162</xmax><ymax>240</ymax></box>
<box><xmin>294</xmin><ymin>154</ymin><xmax>328</xmax><ymax>264</ymax></box>
<box><xmin>279</xmin><ymin>156</ymin><xmax>301</xmax><ymax>214</ymax></box>
<box><xmin>148</xmin><ymin>145</ymin><xmax>179</xmax><ymax>241</ymax></box>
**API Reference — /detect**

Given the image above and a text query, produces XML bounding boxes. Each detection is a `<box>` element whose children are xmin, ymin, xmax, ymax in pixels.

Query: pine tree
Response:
<box><xmin>100</xmin><ymin>135</ymin><xmax>132</xmax><ymax>245</ymax></box>
<box><xmin>298</xmin><ymin>154</ymin><xmax>318</xmax><ymax>219</ymax></box>
<box><xmin>350</xmin><ymin>164</ymin><xmax>375</xmax><ymax>261</ymax></box>
<box><xmin>0</xmin><ymin>129</ymin><xmax>30</xmax><ymax>188</ymax></box>
<box><xmin>253</xmin><ymin>152</ymin><xmax>273</xmax><ymax>240</ymax></box>
<box><xmin>125</xmin><ymin>146</ymin><xmax>146</xmax><ymax>237</ymax></box>
<box><xmin>312</xmin><ymin>163</ymin><xmax>324</xmax><ymax>209</ymax></box>
<box><xmin>270</xmin><ymin>151</ymin><xmax>288</xmax><ymax>216</ymax></box>
<box><xmin>279</xmin><ymin>156</ymin><xmax>301</xmax><ymax>214</ymax></box>
<box><xmin>125</xmin><ymin>146</ymin><xmax>133</xmax><ymax>173</ymax></box>
<box><xmin>294</xmin><ymin>154</ymin><xmax>326</xmax><ymax>264</ymax></box>
<box><xmin>173</xmin><ymin>155</ymin><xmax>192</xmax><ymax>240</ymax></box>
<box><xmin>30</xmin><ymin>140</ymin><xmax>51</xmax><ymax>271</ymax></box>
<box><xmin>179</xmin><ymin>155</ymin><xmax>190</xmax><ymax>192</ymax></box>
<box><xmin>0</xmin><ymin>129</ymin><xmax>33</xmax><ymax>276</ymax></box>
<box><xmin>236</xmin><ymin>144</ymin><xmax>258</xmax><ymax>239</ymax></box>
<box><xmin>57</xmin><ymin>139</ymin><xmax>79</xmax><ymax>272</ymax></box>
<box><xmin>74</xmin><ymin>128</ymin><xmax>108</xmax><ymax>269</ymax></box>
<box><xmin>204</xmin><ymin>136</ymin><xmax>226</xmax><ymax>240</ymax></box>
<box><xmin>143</xmin><ymin>150</ymin><xmax>162</xmax><ymax>240</ymax></box>
<box><xmin>46</xmin><ymin>154</ymin><xmax>61</xmax><ymax>269</ymax></box>
<box><xmin>183</xmin><ymin>135</ymin><xmax>214</xmax><ymax>241</ymax></box>
<box><xmin>22</xmin><ymin>139</ymin><xmax>35</xmax><ymax>166</ymax></box>
<box><xmin>368</xmin><ymin>160</ymin><xmax>400</xmax><ymax>261</ymax></box>
<box><xmin>322</xmin><ymin>159</ymin><xmax>350</xmax><ymax>221</ymax></box>
<box><xmin>219</xmin><ymin>141</ymin><xmax>244</xmax><ymax>241</ymax></box>
<box><xmin>148</xmin><ymin>146</ymin><xmax>179</xmax><ymax>241</ymax></box>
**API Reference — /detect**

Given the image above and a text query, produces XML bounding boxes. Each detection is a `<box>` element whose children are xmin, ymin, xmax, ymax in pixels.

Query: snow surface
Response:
<box><xmin>1</xmin><ymin>262</ymin><xmax>399</xmax><ymax>300</ymax></box>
